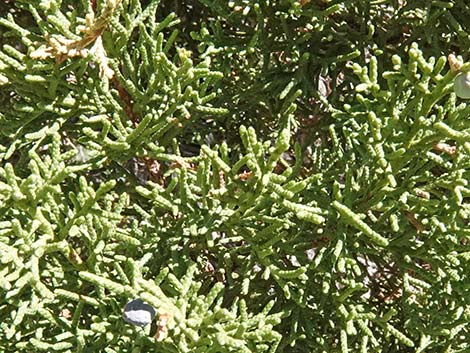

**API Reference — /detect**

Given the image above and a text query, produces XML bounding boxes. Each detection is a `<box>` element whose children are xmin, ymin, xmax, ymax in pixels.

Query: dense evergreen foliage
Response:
<box><xmin>1</xmin><ymin>1</ymin><xmax>470</xmax><ymax>352</ymax></box>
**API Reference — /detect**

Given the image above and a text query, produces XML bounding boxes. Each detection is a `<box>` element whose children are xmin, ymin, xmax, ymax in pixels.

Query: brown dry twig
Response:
<box><xmin>404</xmin><ymin>211</ymin><xmax>425</xmax><ymax>233</ymax></box>
<box><xmin>30</xmin><ymin>0</ymin><xmax>121</xmax><ymax>78</ymax></box>
<box><xmin>433</xmin><ymin>142</ymin><xmax>456</xmax><ymax>156</ymax></box>
<box><xmin>154</xmin><ymin>312</ymin><xmax>172</xmax><ymax>342</ymax></box>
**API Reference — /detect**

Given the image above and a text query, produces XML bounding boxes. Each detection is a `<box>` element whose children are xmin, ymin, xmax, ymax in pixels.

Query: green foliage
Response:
<box><xmin>1</xmin><ymin>0</ymin><xmax>470</xmax><ymax>352</ymax></box>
